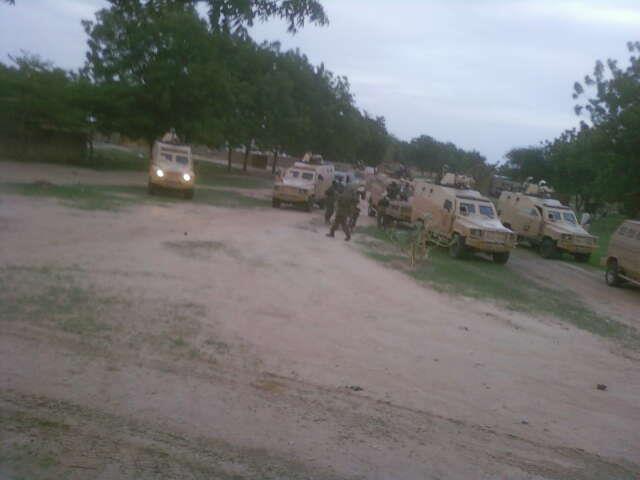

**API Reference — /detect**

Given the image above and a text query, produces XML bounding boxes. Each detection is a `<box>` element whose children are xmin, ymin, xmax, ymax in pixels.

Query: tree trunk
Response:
<box><xmin>227</xmin><ymin>145</ymin><xmax>233</xmax><ymax>173</ymax></box>
<box><xmin>243</xmin><ymin>143</ymin><xmax>250</xmax><ymax>172</ymax></box>
<box><xmin>271</xmin><ymin>148</ymin><xmax>279</xmax><ymax>175</ymax></box>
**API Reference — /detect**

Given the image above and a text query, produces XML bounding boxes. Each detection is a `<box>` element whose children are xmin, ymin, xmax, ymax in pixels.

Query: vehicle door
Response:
<box><xmin>518</xmin><ymin>205</ymin><xmax>542</xmax><ymax>238</ymax></box>
<box><xmin>439</xmin><ymin>199</ymin><xmax>454</xmax><ymax>234</ymax></box>
<box><xmin>620</xmin><ymin>223</ymin><xmax>640</xmax><ymax>276</ymax></box>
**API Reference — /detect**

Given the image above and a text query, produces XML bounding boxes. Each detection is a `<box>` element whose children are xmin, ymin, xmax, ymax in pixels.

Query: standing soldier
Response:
<box><xmin>327</xmin><ymin>188</ymin><xmax>353</xmax><ymax>241</ymax></box>
<box><xmin>377</xmin><ymin>193</ymin><xmax>390</xmax><ymax>229</ymax></box>
<box><xmin>324</xmin><ymin>180</ymin><xmax>339</xmax><ymax>224</ymax></box>
<box><xmin>348</xmin><ymin>188</ymin><xmax>360</xmax><ymax>230</ymax></box>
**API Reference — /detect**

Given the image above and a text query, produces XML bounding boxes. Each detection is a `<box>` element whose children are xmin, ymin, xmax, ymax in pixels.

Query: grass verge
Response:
<box><xmin>0</xmin><ymin>182</ymin><xmax>270</xmax><ymax>211</ymax></box>
<box><xmin>356</xmin><ymin>226</ymin><xmax>640</xmax><ymax>349</ymax></box>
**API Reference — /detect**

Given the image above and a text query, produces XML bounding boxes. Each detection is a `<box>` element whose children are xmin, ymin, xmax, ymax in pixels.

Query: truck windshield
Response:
<box><xmin>287</xmin><ymin>170</ymin><xmax>301</xmax><ymax>178</ymax></box>
<box><xmin>547</xmin><ymin>210</ymin><xmax>561</xmax><ymax>221</ymax></box>
<box><xmin>562</xmin><ymin>212</ymin><xmax>577</xmax><ymax>224</ymax></box>
<box><xmin>175</xmin><ymin>155</ymin><xmax>189</xmax><ymax>166</ymax></box>
<box><xmin>301</xmin><ymin>172</ymin><xmax>315</xmax><ymax>181</ymax></box>
<box><xmin>478</xmin><ymin>204</ymin><xmax>495</xmax><ymax>218</ymax></box>
<box><xmin>460</xmin><ymin>202</ymin><xmax>495</xmax><ymax>218</ymax></box>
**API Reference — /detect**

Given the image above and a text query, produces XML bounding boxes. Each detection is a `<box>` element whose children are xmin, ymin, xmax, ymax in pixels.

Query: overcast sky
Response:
<box><xmin>1</xmin><ymin>0</ymin><xmax>638</xmax><ymax>163</ymax></box>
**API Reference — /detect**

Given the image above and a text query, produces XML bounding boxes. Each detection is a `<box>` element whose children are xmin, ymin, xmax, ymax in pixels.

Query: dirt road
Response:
<box><xmin>1</xmin><ymin>162</ymin><xmax>639</xmax><ymax>479</ymax></box>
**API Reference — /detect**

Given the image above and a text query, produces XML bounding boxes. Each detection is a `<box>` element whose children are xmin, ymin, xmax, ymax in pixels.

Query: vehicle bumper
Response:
<box><xmin>557</xmin><ymin>241</ymin><xmax>596</xmax><ymax>254</ymax></box>
<box><xmin>466</xmin><ymin>238</ymin><xmax>515</xmax><ymax>253</ymax></box>
<box><xmin>149</xmin><ymin>176</ymin><xmax>194</xmax><ymax>190</ymax></box>
<box><xmin>273</xmin><ymin>193</ymin><xmax>310</xmax><ymax>203</ymax></box>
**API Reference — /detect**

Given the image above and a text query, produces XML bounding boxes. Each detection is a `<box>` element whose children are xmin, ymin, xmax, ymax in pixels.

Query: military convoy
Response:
<box><xmin>272</xmin><ymin>154</ymin><xmax>334</xmax><ymax>211</ymax></box>
<box><xmin>497</xmin><ymin>181</ymin><xmax>597</xmax><ymax>262</ymax></box>
<box><xmin>367</xmin><ymin>172</ymin><xmax>516</xmax><ymax>263</ymax></box>
<box><xmin>413</xmin><ymin>174</ymin><xmax>516</xmax><ymax>263</ymax></box>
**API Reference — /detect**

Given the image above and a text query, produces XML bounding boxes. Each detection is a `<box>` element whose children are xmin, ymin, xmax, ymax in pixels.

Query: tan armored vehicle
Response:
<box><xmin>497</xmin><ymin>181</ymin><xmax>597</xmax><ymax>261</ymax></box>
<box><xmin>148</xmin><ymin>139</ymin><xmax>195</xmax><ymax>199</ymax></box>
<box><xmin>604</xmin><ymin>219</ymin><xmax>640</xmax><ymax>287</ymax></box>
<box><xmin>367</xmin><ymin>174</ymin><xmax>414</xmax><ymax>220</ymax></box>
<box><xmin>414</xmin><ymin>173</ymin><xmax>517</xmax><ymax>263</ymax></box>
<box><xmin>272</xmin><ymin>154</ymin><xmax>334</xmax><ymax>211</ymax></box>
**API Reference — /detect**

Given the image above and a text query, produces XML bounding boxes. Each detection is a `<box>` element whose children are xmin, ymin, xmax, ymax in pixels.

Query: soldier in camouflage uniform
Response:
<box><xmin>326</xmin><ymin>188</ymin><xmax>353</xmax><ymax>241</ymax></box>
<box><xmin>324</xmin><ymin>181</ymin><xmax>339</xmax><ymax>224</ymax></box>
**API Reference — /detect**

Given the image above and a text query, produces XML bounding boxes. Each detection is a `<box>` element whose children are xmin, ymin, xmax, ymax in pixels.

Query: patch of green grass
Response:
<box><xmin>0</xmin><ymin>181</ymin><xmax>270</xmax><ymax>211</ymax></box>
<box><xmin>356</xmin><ymin>226</ymin><xmax>640</xmax><ymax>348</ymax></box>
<box><xmin>588</xmin><ymin>213</ymin><xmax>628</xmax><ymax>268</ymax></box>
<box><xmin>90</xmin><ymin>145</ymin><xmax>148</xmax><ymax>171</ymax></box>
<box><xmin>195</xmin><ymin>161</ymin><xmax>273</xmax><ymax>189</ymax></box>
<box><xmin>1</xmin><ymin>182</ymin><xmax>130</xmax><ymax>210</ymax></box>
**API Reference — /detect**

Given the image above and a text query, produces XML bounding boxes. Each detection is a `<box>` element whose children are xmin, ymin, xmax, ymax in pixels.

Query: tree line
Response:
<box><xmin>0</xmin><ymin>0</ymin><xmax>487</xmax><ymax>174</ymax></box>
<box><xmin>500</xmin><ymin>42</ymin><xmax>640</xmax><ymax>216</ymax></box>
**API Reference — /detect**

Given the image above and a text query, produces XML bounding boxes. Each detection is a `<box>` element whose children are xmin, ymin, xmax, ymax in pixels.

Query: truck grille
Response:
<box><xmin>484</xmin><ymin>231</ymin><xmax>507</xmax><ymax>242</ymax></box>
<box><xmin>574</xmin><ymin>236</ymin><xmax>593</xmax><ymax>245</ymax></box>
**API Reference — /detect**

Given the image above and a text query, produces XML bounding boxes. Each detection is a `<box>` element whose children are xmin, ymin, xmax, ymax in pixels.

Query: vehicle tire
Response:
<box><xmin>539</xmin><ymin>237</ymin><xmax>557</xmax><ymax>259</ymax></box>
<box><xmin>183</xmin><ymin>189</ymin><xmax>194</xmax><ymax>200</ymax></box>
<box><xmin>449</xmin><ymin>234</ymin><xmax>467</xmax><ymax>259</ymax></box>
<box><xmin>148</xmin><ymin>181</ymin><xmax>156</xmax><ymax>195</ymax></box>
<box><xmin>574</xmin><ymin>253</ymin><xmax>590</xmax><ymax>263</ymax></box>
<box><xmin>493</xmin><ymin>251</ymin><xmax>510</xmax><ymax>264</ymax></box>
<box><xmin>605</xmin><ymin>260</ymin><xmax>621</xmax><ymax>287</ymax></box>
<box><xmin>272</xmin><ymin>198</ymin><xmax>281</xmax><ymax>208</ymax></box>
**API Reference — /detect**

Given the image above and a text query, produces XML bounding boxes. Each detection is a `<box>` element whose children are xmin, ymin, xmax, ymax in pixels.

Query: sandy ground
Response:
<box><xmin>1</xmin><ymin>162</ymin><xmax>639</xmax><ymax>479</ymax></box>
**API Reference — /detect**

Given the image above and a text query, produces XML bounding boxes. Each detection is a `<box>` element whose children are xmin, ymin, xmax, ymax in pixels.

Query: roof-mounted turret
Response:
<box><xmin>524</xmin><ymin>179</ymin><xmax>554</xmax><ymax>198</ymax></box>
<box><xmin>440</xmin><ymin>172</ymin><xmax>476</xmax><ymax>189</ymax></box>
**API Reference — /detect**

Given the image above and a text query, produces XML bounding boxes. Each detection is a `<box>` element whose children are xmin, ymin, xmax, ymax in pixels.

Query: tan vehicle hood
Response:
<box><xmin>457</xmin><ymin>216</ymin><xmax>512</xmax><ymax>233</ymax></box>
<box><xmin>546</xmin><ymin>222</ymin><xmax>594</xmax><ymax>237</ymax></box>
<box><xmin>277</xmin><ymin>178</ymin><xmax>314</xmax><ymax>190</ymax></box>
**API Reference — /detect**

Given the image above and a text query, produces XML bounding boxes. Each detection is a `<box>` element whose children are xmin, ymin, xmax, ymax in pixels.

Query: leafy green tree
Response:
<box><xmin>498</xmin><ymin>147</ymin><xmax>550</xmax><ymax>182</ymax></box>
<box><xmin>83</xmin><ymin>2</ymin><xmax>231</xmax><ymax>146</ymax></box>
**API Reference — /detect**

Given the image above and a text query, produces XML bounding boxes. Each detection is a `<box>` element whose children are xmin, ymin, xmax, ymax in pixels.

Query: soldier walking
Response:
<box><xmin>327</xmin><ymin>188</ymin><xmax>353</xmax><ymax>241</ymax></box>
<box><xmin>324</xmin><ymin>181</ymin><xmax>339</xmax><ymax>224</ymax></box>
<box><xmin>377</xmin><ymin>194</ymin><xmax>390</xmax><ymax>229</ymax></box>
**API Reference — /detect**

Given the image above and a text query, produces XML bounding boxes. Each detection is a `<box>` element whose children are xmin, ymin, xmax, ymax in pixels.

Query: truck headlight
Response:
<box><xmin>183</xmin><ymin>173</ymin><xmax>191</xmax><ymax>182</ymax></box>
<box><xmin>470</xmin><ymin>229</ymin><xmax>482</xmax><ymax>237</ymax></box>
<box><xmin>156</xmin><ymin>168</ymin><xmax>164</xmax><ymax>178</ymax></box>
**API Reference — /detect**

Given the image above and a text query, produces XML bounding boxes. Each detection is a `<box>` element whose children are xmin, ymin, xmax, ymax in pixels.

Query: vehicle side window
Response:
<box><xmin>161</xmin><ymin>153</ymin><xmax>172</xmax><ymax>162</ymax></box>
<box><xmin>530</xmin><ymin>208</ymin><xmax>538</xmax><ymax>216</ymax></box>
<box><xmin>443</xmin><ymin>199</ymin><xmax>452</xmax><ymax>211</ymax></box>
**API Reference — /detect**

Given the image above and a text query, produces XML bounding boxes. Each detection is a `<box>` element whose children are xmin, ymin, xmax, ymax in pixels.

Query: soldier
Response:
<box><xmin>324</xmin><ymin>180</ymin><xmax>339</xmax><ymax>224</ymax></box>
<box><xmin>377</xmin><ymin>193</ymin><xmax>390</xmax><ymax>229</ymax></box>
<box><xmin>348</xmin><ymin>189</ymin><xmax>360</xmax><ymax>230</ymax></box>
<box><xmin>327</xmin><ymin>188</ymin><xmax>353</xmax><ymax>241</ymax></box>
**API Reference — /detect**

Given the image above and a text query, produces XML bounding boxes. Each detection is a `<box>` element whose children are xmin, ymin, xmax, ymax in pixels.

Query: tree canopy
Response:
<box><xmin>502</xmin><ymin>41</ymin><xmax>640</xmax><ymax>215</ymax></box>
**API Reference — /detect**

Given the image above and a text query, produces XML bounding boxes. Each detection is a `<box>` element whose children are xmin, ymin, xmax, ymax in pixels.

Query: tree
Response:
<box><xmin>105</xmin><ymin>0</ymin><xmax>328</xmax><ymax>36</ymax></box>
<box><xmin>499</xmin><ymin>147</ymin><xmax>550</xmax><ymax>182</ymax></box>
<box><xmin>83</xmin><ymin>2</ymin><xmax>231</xmax><ymax>147</ymax></box>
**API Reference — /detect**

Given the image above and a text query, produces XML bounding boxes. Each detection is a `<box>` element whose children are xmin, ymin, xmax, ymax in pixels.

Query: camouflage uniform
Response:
<box><xmin>324</xmin><ymin>183</ymin><xmax>338</xmax><ymax>224</ymax></box>
<box><xmin>327</xmin><ymin>189</ymin><xmax>353</xmax><ymax>240</ymax></box>
<box><xmin>377</xmin><ymin>196</ymin><xmax>390</xmax><ymax>228</ymax></box>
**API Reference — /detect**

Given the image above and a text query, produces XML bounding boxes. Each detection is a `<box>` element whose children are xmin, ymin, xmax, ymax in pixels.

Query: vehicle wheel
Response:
<box><xmin>493</xmin><ymin>251</ymin><xmax>510</xmax><ymax>264</ymax></box>
<box><xmin>272</xmin><ymin>198</ymin><xmax>281</xmax><ymax>208</ymax></box>
<box><xmin>539</xmin><ymin>237</ymin><xmax>557</xmax><ymax>259</ymax></box>
<box><xmin>605</xmin><ymin>260</ymin><xmax>621</xmax><ymax>287</ymax></box>
<box><xmin>183</xmin><ymin>189</ymin><xmax>194</xmax><ymax>200</ymax></box>
<box><xmin>574</xmin><ymin>253</ymin><xmax>590</xmax><ymax>263</ymax></box>
<box><xmin>449</xmin><ymin>234</ymin><xmax>467</xmax><ymax>259</ymax></box>
<box><xmin>148</xmin><ymin>182</ymin><xmax>156</xmax><ymax>195</ymax></box>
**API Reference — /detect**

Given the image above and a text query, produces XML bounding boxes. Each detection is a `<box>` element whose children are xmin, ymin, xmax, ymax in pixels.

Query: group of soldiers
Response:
<box><xmin>324</xmin><ymin>180</ymin><xmax>360</xmax><ymax>241</ymax></box>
